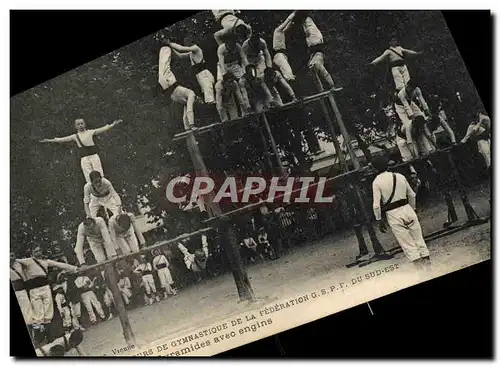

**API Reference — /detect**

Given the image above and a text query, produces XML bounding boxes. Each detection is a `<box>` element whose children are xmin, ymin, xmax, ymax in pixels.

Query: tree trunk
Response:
<box><xmin>104</xmin><ymin>263</ymin><xmax>136</xmax><ymax>346</ymax></box>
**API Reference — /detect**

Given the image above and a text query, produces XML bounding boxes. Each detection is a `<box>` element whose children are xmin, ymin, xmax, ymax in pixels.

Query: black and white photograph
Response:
<box><xmin>9</xmin><ymin>10</ymin><xmax>492</xmax><ymax>357</ymax></box>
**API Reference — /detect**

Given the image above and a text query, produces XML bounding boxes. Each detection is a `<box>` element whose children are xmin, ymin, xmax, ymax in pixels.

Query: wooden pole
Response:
<box><xmin>255</xmin><ymin>118</ymin><xmax>276</xmax><ymax>174</ymax></box>
<box><xmin>259</xmin><ymin>113</ymin><xmax>287</xmax><ymax>179</ymax></box>
<box><xmin>351</xmin><ymin>181</ymin><xmax>386</xmax><ymax>255</ymax></box>
<box><xmin>323</xmin><ymin>81</ymin><xmax>387</xmax><ymax>255</ymax></box>
<box><xmin>435</xmin><ymin>156</ymin><xmax>458</xmax><ymax>224</ymax></box>
<box><xmin>353</xmin><ymin>224</ymin><xmax>368</xmax><ymax>255</ymax></box>
<box><xmin>312</xmin><ymin>72</ymin><xmax>369</xmax><ymax>256</ymax></box>
<box><xmin>69</xmin><ymin>228</ymin><xmax>214</xmax><ymax>275</ymax></box>
<box><xmin>312</xmin><ymin>73</ymin><xmax>348</xmax><ymax>172</ymax></box>
<box><xmin>444</xmin><ymin>190</ymin><xmax>458</xmax><ymax>223</ymax></box>
<box><xmin>445</xmin><ymin>149</ymin><xmax>479</xmax><ymax>221</ymax></box>
<box><xmin>219</xmin><ymin>218</ymin><xmax>256</xmax><ymax>301</ymax></box>
<box><xmin>185</xmin><ymin>133</ymin><xmax>256</xmax><ymax>302</ymax></box>
<box><xmin>312</xmin><ymin>72</ymin><xmax>384</xmax><ymax>256</ymax></box>
<box><xmin>186</xmin><ymin>134</ymin><xmax>218</xmax><ymax>217</ymax></box>
<box><xmin>203</xmin><ymin>169</ymin><xmax>357</xmax><ymax>223</ymax></box>
<box><xmin>103</xmin><ymin>263</ymin><xmax>136</xmax><ymax>346</ymax></box>
<box><xmin>172</xmin><ymin>90</ymin><xmax>337</xmax><ymax>141</ymax></box>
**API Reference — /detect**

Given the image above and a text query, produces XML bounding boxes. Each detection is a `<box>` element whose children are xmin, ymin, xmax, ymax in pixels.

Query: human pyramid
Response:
<box><xmin>161</xmin><ymin>10</ymin><xmax>489</xmax><ymax>168</ymax></box>
<box><xmin>11</xmin><ymin>114</ymin><xmax>187</xmax><ymax>352</ymax></box>
<box><xmin>369</xmin><ymin>38</ymin><xmax>492</xmax><ymax>166</ymax></box>
<box><xmin>161</xmin><ymin>10</ymin><xmax>342</xmax><ymax>126</ymax></box>
<box><xmin>10</xmin><ymin>10</ymin><xmax>491</xmax><ymax>356</ymax></box>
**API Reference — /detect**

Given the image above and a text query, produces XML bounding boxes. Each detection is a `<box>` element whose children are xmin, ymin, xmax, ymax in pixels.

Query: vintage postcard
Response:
<box><xmin>10</xmin><ymin>10</ymin><xmax>491</xmax><ymax>357</ymax></box>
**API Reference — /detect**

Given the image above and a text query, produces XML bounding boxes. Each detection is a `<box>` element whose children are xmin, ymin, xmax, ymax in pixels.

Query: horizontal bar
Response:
<box><xmin>203</xmin><ymin>167</ymin><xmax>367</xmax><ymax>225</ymax></box>
<box><xmin>387</xmin><ymin>145</ymin><xmax>455</xmax><ymax>171</ymax></box>
<box><xmin>172</xmin><ymin>115</ymin><xmax>250</xmax><ymax>141</ymax></box>
<box><xmin>172</xmin><ymin>89</ymin><xmax>340</xmax><ymax>141</ymax></box>
<box><xmin>69</xmin><ymin>227</ymin><xmax>214</xmax><ymax>275</ymax></box>
<box><xmin>266</xmin><ymin>89</ymin><xmax>338</xmax><ymax>113</ymax></box>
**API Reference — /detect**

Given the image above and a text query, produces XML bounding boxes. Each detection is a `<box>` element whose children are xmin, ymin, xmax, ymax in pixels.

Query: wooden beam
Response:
<box><xmin>185</xmin><ymin>125</ymin><xmax>256</xmax><ymax>302</ymax></box>
<box><xmin>312</xmin><ymin>73</ymin><xmax>348</xmax><ymax>173</ymax></box>
<box><xmin>324</xmin><ymin>92</ymin><xmax>361</xmax><ymax>170</ymax></box>
<box><xmin>172</xmin><ymin>89</ymin><xmax>340</xmax><ymax>141</ymax></box>
<box><xmin>445</xmin><ymin>148</ymin><xmax>480</xmax><ymax>221</ymax></box>
<box><xmin>203</xmin><ymin>168</ymin><xmax>366</xmax><ymax>225</ymax></box>
<box><xmin>259</xmin><ymin>113</ymin><xmax>287</xmax><ymax>179</ymax></box>
<box><xmin>387</xmin><ymin>145</ymin><xmax>454</xmax><ymax>171</ymax></box>
<box><xmin>69</xmin><ymin>227</ymin><xmax>214</xmax><ymax>275</ymax></box>
<box><xmin>104</xmin><ymin>263</ymin><xmax>136</xmax><ymax>346</ymax></box>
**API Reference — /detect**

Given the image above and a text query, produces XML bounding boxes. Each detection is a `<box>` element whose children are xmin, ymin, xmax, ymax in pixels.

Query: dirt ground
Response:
<box><xmin>77</xmin><ymin>183</ymin><xmax>491</xmax><ymax>356</ymax></box>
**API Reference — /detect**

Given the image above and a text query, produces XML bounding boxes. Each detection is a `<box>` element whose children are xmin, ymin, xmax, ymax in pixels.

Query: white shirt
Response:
<box><xmin>152</xmin><ymin>255</ymin><xmax>169</xmax><ymax>269</ymax></box>
<box><xmin>398</xmin><ymin>100</ymin><xmax>425</xmax><ymax>121</ymax></box>
<box><xmin>74</xmin><ymin>276</ymin><xmax>93</xmax><ymax>290</ymax></box>
<box><xmin>75</xmin><ymin>130</ymin><xmax>96</xmax><ymax>147</ymax></box>
<box><xmin>135</xmin><ymin>263</ymin><xmax>153</xmax><ymax>275</ymax></box>
<box><xmin>400</xmin><ymin>87</ymin><xmax>429</xmax><ymax>118</ymax></box>
<box><xmin>273</xmin><ymin>12</ymin><xmax>296</xmax><ymax>50</ymax></box>
<box><xmin>386</xmin><ymin>46</ymin><xmax>405</xmax><ymax>62</ymax></box>
<box><xmin>75</xmin><ymin>217</ymin><xmax>113</xmax><ymax>265</ymax></box>
<box><xmin>241</xmin><ymin>39</ymin><xmax>265</xmax><ymax>65</ymax></box>
<box><xmin>158</xmin><ymin>46</ymin><xmax>177</xmax><ymax>91</ymax></box>
<box><xmin>109</xmin><ymin>213</ymin><xmax>135</xmax><ymax>238</ymax></box>
<box><xmin>243</xmin><ymin>237</ymin><xmax>257</xmax><ymax>249</ymax></box>
<box><xmin>372</xmin><ymin>172</ymin><xmax>416</xmax><ymax>220</ymax></box>
<box><xmin>77</xmin><ymin>217</ymin><xmax>110</xmax><ymax>240</ymax></box>
<box><xmin>303</xmin><ymin>17</ymin><xmax>323</xmax><ymax>47</ymax></box>
<box><xmin>15</xmin><ymin>258</ymin><xmax>76</xmax><ymax>280</ymax></box>
<box><xmin>10</xmin><ymin>262</ymin><xmax>26</xmax><ymax>282</ymax></box>
<box><xmin>118</xmin><ymin>277</ymin><xmax>131</xmax><ymax>290</ymax></box>
<box><xmin>53</xmin><ymin>125</ymin><xmax>115</xmax><ymax>146</ymax></box>
<box><xmin>273</xmin><ymin>29</ymin><xmax>286</xmax><ymax>51</ymax></box>
<box><xmin>83</xmin><ymin>178</ymin><xmax>122</xmax><ymax>204</ymax></box>
<box><xmin>55</xmin><ymin>292</ymin><xmax>69</xmax><ymax>313</ymax></box>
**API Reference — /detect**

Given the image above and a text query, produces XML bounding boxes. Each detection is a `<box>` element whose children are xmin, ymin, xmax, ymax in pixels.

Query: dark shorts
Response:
<box><xmin>162</xmin><ymin>81</ymin><xmax>180</xmax><ymax>100</ymax></box>
<box><xmin>390</xmin><ymin>60</ymin><xmax>406</xmax><ymax>68</ymax></box>
<box><xmin>308</xmin><ymin>43</ymin><xmax>325</xmax><ymax>56</ymax></box>
<box><xmin>192</xmin><ymin>62</ymin><xmax>208</xmax><ymax>75</ymax></box>
<box><xmin>412</xmin><ymin>116</ymin><xmax>427</xmax><ymax>137</ymax></box>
